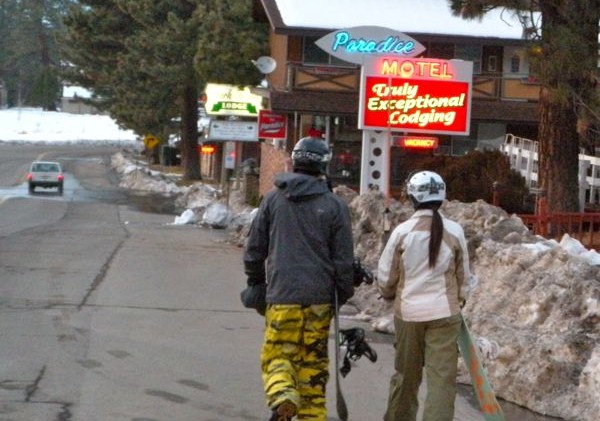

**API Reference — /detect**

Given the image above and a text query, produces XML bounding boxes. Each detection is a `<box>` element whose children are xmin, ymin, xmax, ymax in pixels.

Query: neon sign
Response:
<box><xmin>331</xmin><ymin>32</ymin><xmax>416</xmax><ymax>55</ymax></box>
<box><xmin>315</xmin><ymin>26</ymin><xmax>425</xmax><ymax>65</ymax></box>
<box><xmin>380</xmin><ymin>59</ymin><xmax>454</xmax><ymax>79</ymax></box>
<box><xmin>360</xmin><ymin>58</ymin><xmax>473</xmax><ymax>135</ymax></box>
<box><xmin>393</xmin><ymin>136</ymin><xmax>438</xmax><ymax>149</ymax></box>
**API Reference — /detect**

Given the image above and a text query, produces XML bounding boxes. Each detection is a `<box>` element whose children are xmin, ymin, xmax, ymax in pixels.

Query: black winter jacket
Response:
<box><xmin>243</xmin><ymin>172</ymin><xmax>354</xmax><ymax>306</ymax></box>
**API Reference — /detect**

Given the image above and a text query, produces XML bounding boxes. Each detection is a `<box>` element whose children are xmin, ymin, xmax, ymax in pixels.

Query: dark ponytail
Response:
<box><xmin>417</xmin><ymin>201</ymin><xmax>444</xmax><ymax>268</ymax></box>
<box><xmin>429</xmin><ymin>207</ymin><xmax>443</xmax><ymax>268</ymax></box>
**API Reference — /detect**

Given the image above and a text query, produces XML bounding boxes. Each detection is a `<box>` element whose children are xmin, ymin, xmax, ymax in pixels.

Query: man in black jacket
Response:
<box><xmin>242</xmin><ymin>137</ymin><xmax>354</xmax><ymax>421</ymax></box>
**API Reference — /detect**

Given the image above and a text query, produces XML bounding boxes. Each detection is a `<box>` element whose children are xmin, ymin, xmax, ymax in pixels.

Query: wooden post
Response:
<box><xmin>537</xmin><ymin>189</ymin><xmax>548</xmax><ymax>237</ymax></box>
<box><xmin>492</xmin><ymin>181</ymin><xmax>500</xmax><ymax>207</ymax></box>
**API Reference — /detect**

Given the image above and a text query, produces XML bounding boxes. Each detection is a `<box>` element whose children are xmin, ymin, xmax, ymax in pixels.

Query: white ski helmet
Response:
<box><xmin>406</xmin><ymin>171</ymin><xmax>446</xmax><ymax>203</ymax></box>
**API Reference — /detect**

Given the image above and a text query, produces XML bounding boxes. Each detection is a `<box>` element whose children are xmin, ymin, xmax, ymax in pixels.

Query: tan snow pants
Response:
<box><xmin>384</xmin><ymin>314</ymin><xmax>462</xmax><ymax>421</ymax></box>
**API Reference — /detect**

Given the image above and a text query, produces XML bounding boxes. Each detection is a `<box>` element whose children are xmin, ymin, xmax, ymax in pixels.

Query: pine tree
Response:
<box><xmin>0</xmin><ymin>0</ymin><xmax>71</xmax><ymax>109</ymax></box>
<box><xmin>448</xmin><ymin>0</ymin><xmax>600</xmax><ymax>212</ymax></box>
<box><xmin>62</xmin><ymin>0</ymin><xmax>267</xmax><ymax>181</ymax></box>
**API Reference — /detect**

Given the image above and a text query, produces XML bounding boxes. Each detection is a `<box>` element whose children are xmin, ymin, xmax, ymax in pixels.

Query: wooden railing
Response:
<box><xmin>285</xmin><ymin>63</ymin><xmax>541</xmax><ymax>101</ymax></box>
<box><xmin>286</xmin><ymin>63</ymin><xmax>360</xmax><ymax>91</ymax></box>
<box><xmin>517</xmin><ymin>197</ymin><xmax>600</xmax><ymax>251</ymax></box>
<box><xmin>472</xmin><ymin>75</ymin><xmax>540</xmax><ymax>101</ymax></box>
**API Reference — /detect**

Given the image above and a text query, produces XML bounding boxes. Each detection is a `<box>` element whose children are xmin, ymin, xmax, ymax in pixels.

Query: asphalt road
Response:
<box><xmin>0</xmin><ymin>144</ymin><xmax>561</xmax><ymax>420</ymax></box>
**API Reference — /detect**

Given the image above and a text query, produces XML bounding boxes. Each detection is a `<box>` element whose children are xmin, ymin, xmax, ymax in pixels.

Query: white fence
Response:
<box><xmin>501</xmin><ymin>134</ymin><xmax>600</xmax><ymax>210</ymax></box>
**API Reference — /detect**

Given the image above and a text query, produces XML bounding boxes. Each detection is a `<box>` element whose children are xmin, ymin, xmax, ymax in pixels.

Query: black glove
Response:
<box><xmin>240</xmin><ymin>283</ymin><xmax>267</xmax><ymax>316</ymax></box>
<box><xmin>336</xmin><ymin>285</ymin><xmax>354</xmax><ymax>307</ymax></box>
<box><xmin>352</xmin><ymin>258</ymin><xmax>374</xmax><ymax>286</ymax></box>
<box><xmin>246</xmin><ymin>276</ymin><xmax>265</xmax><ymax>286</ymax></box>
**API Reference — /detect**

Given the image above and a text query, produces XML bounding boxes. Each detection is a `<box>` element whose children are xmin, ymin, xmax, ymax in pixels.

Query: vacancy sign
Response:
<box><xmin>360</xmin><ymin>58</ymin><xmax>473</xmax><ymax>135</ymax></box>
<box><xmin>393</xmin><ymin>135</ymin><xmax>438</xmax><ymax>149</ymax></box>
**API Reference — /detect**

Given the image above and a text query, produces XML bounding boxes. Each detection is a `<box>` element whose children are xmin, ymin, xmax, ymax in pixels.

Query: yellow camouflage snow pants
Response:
<box><xmin>261</xmin><ymin>304</ymin><xmax>332</xmax><ymax>420</ymax></box>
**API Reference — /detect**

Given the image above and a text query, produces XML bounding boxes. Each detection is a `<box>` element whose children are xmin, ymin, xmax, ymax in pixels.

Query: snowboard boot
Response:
<box><xmin>269</xmin><ymin>400</ymin><xmax>297</xmax><ymax>421</ymax></box>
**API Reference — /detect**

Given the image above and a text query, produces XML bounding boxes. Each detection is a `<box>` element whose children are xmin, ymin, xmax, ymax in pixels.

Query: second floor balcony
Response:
<box><xmin>284</xmin><ymin>62</ymin><xmax>541</xmax><ymax>103</ymax></box>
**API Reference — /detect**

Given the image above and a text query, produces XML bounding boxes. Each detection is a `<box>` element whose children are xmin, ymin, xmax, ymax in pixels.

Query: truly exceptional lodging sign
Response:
<box><xmin>360</xmin><ymin>57</ymin><xmax>472</xmax><ymax>135</ymax></box>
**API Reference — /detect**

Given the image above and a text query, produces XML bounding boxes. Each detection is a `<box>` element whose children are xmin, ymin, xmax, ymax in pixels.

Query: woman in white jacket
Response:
<box><xmin>378</xmin><ymin>171</ymin><xmax>471</xmax><ymax>421</ymax></box>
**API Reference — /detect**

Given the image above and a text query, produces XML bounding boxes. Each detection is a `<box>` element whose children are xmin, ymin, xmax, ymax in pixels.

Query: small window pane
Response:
<box><xmin>455</xmin><ymin>44</ymin><xmax>482</xmax><ymax>74</ymax></box>
<box><xmin>428</xmin><ymin>42</ymin><xmax>454</xmax><ymax>59</ymax></box>
<box><xmin>303</xmin><ymin>36</ymin><xmax>329</xmax><ymax>64</ymax></box>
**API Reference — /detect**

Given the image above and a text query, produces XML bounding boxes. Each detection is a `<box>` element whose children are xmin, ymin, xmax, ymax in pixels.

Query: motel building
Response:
<box><xmin>253</xmin><ymin>0</ymin><xmax>541</xmax><ymax>198</ymax></box>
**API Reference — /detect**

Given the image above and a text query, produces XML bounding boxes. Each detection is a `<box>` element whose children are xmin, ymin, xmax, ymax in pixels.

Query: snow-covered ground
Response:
<box><xmin>2</xmin><ymin>107</ymin><xmax>599</xmax><ymax>420</ymax></box>
<box><xmin>0</xmin><ymin>107</ymin><xmax>138</xmax><ymax>144</ymax></box>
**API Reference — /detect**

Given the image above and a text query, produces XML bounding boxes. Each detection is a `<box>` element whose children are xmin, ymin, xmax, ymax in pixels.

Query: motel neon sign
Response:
<box><xmin>360</xmin><ymin>58</ymin><xmax>473</xmax><ymax>135</ymax></box>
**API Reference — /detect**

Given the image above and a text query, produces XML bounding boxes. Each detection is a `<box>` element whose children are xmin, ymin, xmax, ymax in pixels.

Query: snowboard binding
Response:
<box><xmin>339</xmin><ymin>327</ymin><xmax>378</xmax><ymax>377</ymax></box>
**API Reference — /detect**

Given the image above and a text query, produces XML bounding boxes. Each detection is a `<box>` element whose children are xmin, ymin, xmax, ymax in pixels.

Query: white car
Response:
<box><xmin>27</xmin><ymin>161</ymin><xmax>64</xmax><ymax>194</ymax></box>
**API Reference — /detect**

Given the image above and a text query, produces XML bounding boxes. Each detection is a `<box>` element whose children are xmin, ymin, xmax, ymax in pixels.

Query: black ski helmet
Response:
<box><xmin>291</xmin><ymin>136</ymin><xmax>331</xmax><ymax>175</ymax></box>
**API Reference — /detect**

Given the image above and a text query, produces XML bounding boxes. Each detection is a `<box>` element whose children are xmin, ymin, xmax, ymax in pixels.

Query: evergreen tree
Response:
<box><xmin>0</xmin><ymin>0</ymin><xmax>71</xmax><ymax>109</ymax></box>
<box><xmin>449</xmin><ymin>1</ymin><xmax>600</xmax><ymax>212</ymax></box>
<box><xmin>62</xmin><ymin>0</ymin><xmax>267</xmax><ymax>180</ymax></box>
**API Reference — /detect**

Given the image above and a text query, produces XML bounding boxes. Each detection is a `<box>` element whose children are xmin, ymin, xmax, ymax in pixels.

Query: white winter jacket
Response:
<box><xmin>377</xmin><ymin>209</ymin><xmax>471</xmax><ymax>322</ymax></box>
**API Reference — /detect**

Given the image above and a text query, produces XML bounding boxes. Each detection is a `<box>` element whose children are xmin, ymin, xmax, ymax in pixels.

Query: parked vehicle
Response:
<box><xmin>27</xmin><ymin>161</ymin><xmax>64</xmax><ymax>194</ymax></box>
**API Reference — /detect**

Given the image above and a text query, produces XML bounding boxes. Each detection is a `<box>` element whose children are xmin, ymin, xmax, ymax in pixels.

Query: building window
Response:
<box><xmin>487</xmin><ymin>55</ymin><xmax>498</xmax><ymax>72</ymax></box>
<box><xmin>302</xmin><ymin>36</ymin><xmax>354</xmax><ymax>67</ymax></box>
<box><xmin>427</xmin><ymin>42</ymin><xmax>454</xmax><ymax>59</ymax></box>
<box><xmin>511</xmin><ymin>54</ymin><xmax>521</xmax><ymax>73</ymax></box>
<box><xmin>329</xmin><ymin>115</ymin><xmax>361</xmax><ymax>186</ymax></box>
<box><xmin>455</xmin><ymin>43</ymin><xmax>482</xmax><ymax>74</ymax></box>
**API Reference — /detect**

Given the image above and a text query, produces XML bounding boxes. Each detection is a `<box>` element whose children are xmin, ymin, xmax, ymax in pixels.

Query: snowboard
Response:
<box><xmin>333</xmin><ymin>291</ymin><xmax>348</xmax><ymax>420</ymax></box>
<box><xmin>457</xmin><ymin>314</ymin><xmax>505</xmax><ymax>421</ymax></box>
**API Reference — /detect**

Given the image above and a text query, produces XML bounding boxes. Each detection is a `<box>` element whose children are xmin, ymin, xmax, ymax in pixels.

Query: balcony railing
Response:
<box><xmin>285</xmin><ymin>63</ymin><xmax>541</xmax><ymax>101</ymax></box>
<box><xmin>286</xmin><ymin>63</ymin><xmax>361</xmax><ymax>92</ymax></box>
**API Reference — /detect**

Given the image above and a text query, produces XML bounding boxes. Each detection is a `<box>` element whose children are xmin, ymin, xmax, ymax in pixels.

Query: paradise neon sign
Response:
<box><xmin>315</xmin><ymin>26</ymin><xmax>425</xmax><ymax>65</ymax></box>
<box><xmin>360</xmin><ymin>58</ymin><xmax>473</xmax><ymax>135</ymax></box>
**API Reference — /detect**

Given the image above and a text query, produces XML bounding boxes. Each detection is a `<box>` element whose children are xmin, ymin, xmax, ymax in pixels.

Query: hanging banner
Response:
<box><xmin>359</xmin><ymin>58</ymin><xmax>473</xmax><ymax>135</ymax></box>
<box><xmin>258</xmin><ymin>110</ymin><xmax>287</xmax><ymax>139</ymax></box>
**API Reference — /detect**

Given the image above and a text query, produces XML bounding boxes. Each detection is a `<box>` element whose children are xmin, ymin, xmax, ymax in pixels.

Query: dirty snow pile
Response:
<box><xmin>110</xmin><ymin>151</ymin><xmax>257</xmax><ymax>228</ymax></box>
<box><xmin>111</xmin><ymin>151</ymin><xmax>599</xmax><ymax>420</ymax></box>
